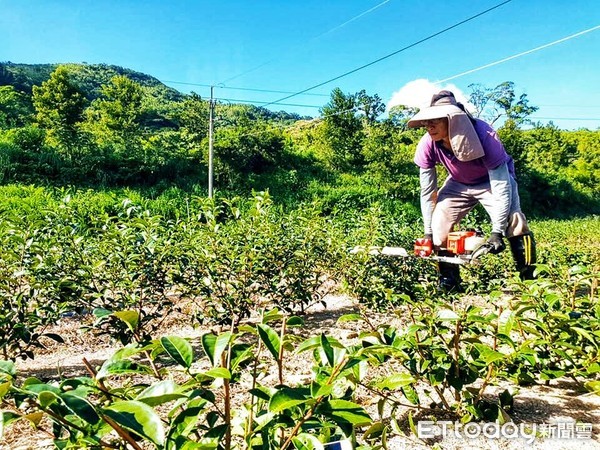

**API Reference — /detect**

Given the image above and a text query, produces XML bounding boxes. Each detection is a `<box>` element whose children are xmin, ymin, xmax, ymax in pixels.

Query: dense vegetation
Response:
<box><xmin>0</xmin><ymin>62</ymin><xmax>598</xmax><ymax>216</ymax></box>
<box><xmin>0</xmin><ymin>62</ymin><xmax>598</xmax><ymax>449</ymax></box>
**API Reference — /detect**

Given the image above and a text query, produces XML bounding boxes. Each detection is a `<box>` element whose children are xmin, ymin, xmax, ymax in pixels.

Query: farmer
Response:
<box><xmin>407</xmin><ymin>90</ymin><xmax>536</xmax><ymax>291</ymax></box>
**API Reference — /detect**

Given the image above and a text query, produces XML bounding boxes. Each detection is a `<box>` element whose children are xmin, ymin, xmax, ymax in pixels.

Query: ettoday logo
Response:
<box><xmin>417</xmin><ymin>420</ymin><xmax>593</xmax><ymax>444</ymax></box>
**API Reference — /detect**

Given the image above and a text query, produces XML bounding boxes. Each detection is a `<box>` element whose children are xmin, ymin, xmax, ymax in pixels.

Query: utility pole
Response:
<box><xmin>208</xmin><ymin>85</ymin><xmax>215</xmax><ymax>198</ymax></box>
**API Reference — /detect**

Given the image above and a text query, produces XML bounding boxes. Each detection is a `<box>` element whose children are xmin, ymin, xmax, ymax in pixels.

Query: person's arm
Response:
<box><xmin>488</xmin><ymin>162</ymin><xmax>512</xmax><ymax>234</ymax></box>
<box><xmin>419</xmin><ymin>167</ymin><xmax>437</xmax><ymax>236</ymax></box>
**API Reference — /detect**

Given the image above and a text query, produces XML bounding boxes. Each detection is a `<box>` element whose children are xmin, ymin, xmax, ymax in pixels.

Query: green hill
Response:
<box><xmin>0</xmin><ymin>61</ymin><xmax>184</xmax><ymax>102</ymax></box>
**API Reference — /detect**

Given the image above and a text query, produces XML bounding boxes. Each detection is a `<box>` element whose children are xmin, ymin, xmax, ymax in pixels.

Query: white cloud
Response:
<box><xmin>387</xmin><ymin>79</ymin><xmax>473</xmax><ymax>112</ymax></box>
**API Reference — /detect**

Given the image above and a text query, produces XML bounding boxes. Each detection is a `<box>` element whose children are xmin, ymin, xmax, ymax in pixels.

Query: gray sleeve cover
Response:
<box><xmin>488</xmin><ymin>162</ymin><xmax>512</xmax><ymax>234</ymax></box>
<box><xmin>419</xmin><ymin>167</ymin><xmax>437</xmax><ymax>235</ymax></box>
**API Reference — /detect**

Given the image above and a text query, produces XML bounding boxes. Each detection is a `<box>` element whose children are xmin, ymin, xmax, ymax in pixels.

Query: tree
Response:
<box><xmin>387</xmin><ymin>104</ymin><xmax>419</xmax><ymax>128</ymax></box>
<box><xmin>468</xmin><ymin>81</ymin><xmax>538</xmax><ymax>126</ymax></box>
<box><xmin>32</xmin><ymin>66</ymin><xmax>87</xmax><ymax>157</ymax></box>
<box><xmin>0</xmin><ymin>85</ymin><xmax>33</xmax><ymax>129</ymax></box>
<box><xmin>356</xmin><ymin>90</ymin><xmax>385</xmax><ymax>124</ymax></box>
<box><xmin>320</xmin><ymin>88</ymin><xmax>364</xmax><ymax>170</ymax></box>
<box><xmin>84</xmin><ymin>75</ymin><xmax>143</xmax><ymax>156</ymax></box>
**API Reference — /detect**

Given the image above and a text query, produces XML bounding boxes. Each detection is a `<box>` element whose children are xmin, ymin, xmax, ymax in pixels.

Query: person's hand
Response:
<box><xmin>424</xmin><ymin>233</ymin><xmax>433</xmax><ymax>242</ymax></box>
<box><xmin>487</xmin><ymin>232</ymin><xmax>506</xmax><ymax>254</ymax></box>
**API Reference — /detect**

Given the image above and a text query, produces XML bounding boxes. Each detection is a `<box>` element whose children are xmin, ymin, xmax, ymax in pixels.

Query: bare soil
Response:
<box><xmin>2</xmin><ymin>294</ymin><xmax>599</xmax><ymax>450</ymax></box>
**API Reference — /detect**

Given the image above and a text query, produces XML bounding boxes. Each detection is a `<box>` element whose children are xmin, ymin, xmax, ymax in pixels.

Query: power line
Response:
<box><xmin>162</xmin><ymin>79</ymin><xmax>329</xmax><ymax>97</ymax></box>
<box><xmin>260</xmin><ymin>0</ymin><xmax>512</xmax><ymax>108</ymax></box>
<box><xmin>436</xmin><ymin>24</ymin><xmax>600</xmax><ymax>84</ymax></box>
<box><xmin>215</xmin><ymin>97</ymin><xmax>321</xmax><ymax>109</ymax></box>
<box><xmin>219</xmin><ymin>0</ymin><xmax>392</xmax><ymax>84</ymax></box>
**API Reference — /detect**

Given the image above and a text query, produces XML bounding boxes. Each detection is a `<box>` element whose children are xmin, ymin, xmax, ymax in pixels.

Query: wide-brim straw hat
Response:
<box><xmin>407</xmin><ymin>91</ymin><xmax>464</xmax><ymax>128</ymax></box>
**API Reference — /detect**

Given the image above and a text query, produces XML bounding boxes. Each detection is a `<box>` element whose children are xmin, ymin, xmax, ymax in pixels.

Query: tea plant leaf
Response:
<box><xmin>570</xmin><ymin>327</ymin><xmax>597</xmax><ymax>346</ymax></box>
<box><xmin>136</xmin><ymin>380</ymin><xmax>186</xmax><ymax>406</ymax></box>
<box><xmin>113</xmin><ymin>311</ymin><xmax>140</xmax><ymax>332</ymax></box>
<box><xmin>167</xmin><ymin>405</ymin><xmax>206</xmax><ymax>442</ymax></box>
<box><xmin>202</xmin><ymin>368</ymin><xmax>232</xmax><ymax>380</ymax></box>
<box><xmin>363</xmin><ymin>421</ymin><xmax>386</xmax><ymax>440</ymax></box>
<box><xmin>269</xmin><ymin>387</ymin><xmax>308</xmax><ymax>413</ymax></box>
<box><xmin>0</xmin><ymin>361</ymin><xmax>16</xmax><ymax>379</ymax></box>
<box><xmin>316</xmin><ymin>399</ymin><xmax>371</xmax><ymax>425</ymax></box>
<box><xmin>473</xmin><ymin>344</ymin><xmax>505</xmax><ymax>364</ymax></box>
<box><xmin>160</xmin><ymin>336</ymin><xmax>193</xmax><ymax>369</ymax></box>
<box><xmin>103</xmin><ymin>400</ymin><xmax>165</xmax><ymax>446</ymax></box>
<box><xmin>297</xmin><ymin>336</ymin><xmax>322</xmax><ymax>353</ymax></box>
<box><xmin>286</xmin><ymin>316</ymin><xmax>304</xmax><ymax>327</ymax></box>
<box><xmin>201</xmin><ymin>332</ymin><xmax>231</xmax><ymax>367</ymax></box>
<box><xmin>23</xmin><ymin>412</ymin><xmax>44</xmax><ymax>427</ymax></box>
<box><xmin>498</xmin><ymin>309</ymin><xmax>515</xmax><ymax>335</ymax></box>
<box><xmin>401</xmin><ymin>385</ymin><xmax>420</xmax><ymax>405</ymax></box>
<box><xmin>292</xmin><ymin>433</ymin><xmax>323</xmax><ymax>450</ymax></box>
<box><xmin>92</xmin><ymin>308</ymin><xmax>112</xmax><ymax>318</ymax></box>
<box><xmin>0</xmin><ymin>382</ymin><xmax>11</xmax><ymax>402</ymax></box>
<box><xmin>407</xmin><ymin>410</ymin><xmax>417</xmax><ymax>436</ymax></box>
<box><xmin>61</xmin><ymin>393</ymin><xmax>100</xmax><ymax>424</ymax></box>
<box><xmin>97</xmin><ymin>360</ymin><xmax>153</xmax><ymax>380</ymax></box>
<box><xmin>38</xmin><ymin>391</ymin><xmax>59</xmax><ymax>408</ymax></box>
<box><xmin>257</xmin><ymin>324</ymin><xmax>281</xmax><ymax>360</ymax></box>
<box><xmin>584</xmin><ymin>380</ymin><xmax>600</xmax><ymax>395</ymax></box>
<box><xmin>374</xmin><ymin>373</ymin><xmax>415</xmax><ymax>391</ymax></box>
<box><xmin>320</xmin><ymin>334</ymin><xmax>335</xmax><ymax>366</ymax></box>
<box><xmin>337</xmin><ymin>313</ymin><xmax>363</xmax><ymax>323</ymax></box>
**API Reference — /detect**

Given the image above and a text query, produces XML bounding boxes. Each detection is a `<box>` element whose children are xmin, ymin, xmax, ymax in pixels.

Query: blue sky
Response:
<box><xmin>2</xmin><ymin>0</ymin><xmax>599</xmax><ymax>130</ymax></box>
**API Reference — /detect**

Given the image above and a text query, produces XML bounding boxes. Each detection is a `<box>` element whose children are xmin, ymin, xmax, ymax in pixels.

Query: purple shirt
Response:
<box><xmin>414</xmin><ymin>119</ymin><xmax>515</xmax><ymax>185</ymax></box>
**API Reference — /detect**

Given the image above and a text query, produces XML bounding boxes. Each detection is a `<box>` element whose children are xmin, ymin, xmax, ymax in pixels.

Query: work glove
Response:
<box><xmin>487</xmin><ymin>232</ymin><xmax>506</xmax><ymax>254</ymax></box>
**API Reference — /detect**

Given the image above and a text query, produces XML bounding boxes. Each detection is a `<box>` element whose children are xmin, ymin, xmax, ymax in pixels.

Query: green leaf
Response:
<box><xmin>161</xmin><ymin>336</ymin><xmax>194</xmax><ymax>369</ymax></box>
<box><xmin>292</xmin><ymin>433</ymin><xmax>323</xmax><ymax>450</ymax></box>
<box><xmin>39</xmin><ymin>391</ymin><xmax>59</xmax><ymax>408</ymax></box>
<box><xmin>92</xmin><ymin>307</ymin><xmax>112</xmax><ymax>318</ymax></box>
<box><xmin>201</xmin><ymin>332</ymin><xmax>231</xmax><ymax>367</ymax></box>
<box><xmin>310</xmin><ymin>381</ymin><xmax>333</xmax><ymax>398</ymax></box>
<box><xmin>571</xmin><ymin>327</ymin><xmax>597</xmax><ymax>346</ymax></box>
<box><xmin>584</xmin><ymin>380</ymin><xmax>600</xmax><ymax>395</ymax></box>
<box><xmin>269</xmin><ymin>388</ymin><xmax>308</xmax><ymax>413</ymax></box>
<box><xmin>316</xmin><ymin>399</ymin><xmax>371</xmax><ymax>425</ymax></box>
<box><xmin>286</xmin><ymin>316</ymin><xmax>304</xmax><ymax>327</ymax></box>
<box><xmin>113</xmin><ymin>310</ymin><xmax>140</xmax><ymax>332</ymax></box>
<box><xmin>363</xmin><ymin>421</ymin><xmax>386</xmax><ymax>440</ymax></box>
<box><xmin>498</xmin><ymin>309</ymin><xmax>515</xmax><ymax>335</ymax></box>
<box><xmin>136</xmin><ymin>380</ymin><xmax>186</xmax><ymax>406</ymax></box>
<box><xmin>262</xmin><ymin>308</ymin><xmax>283</xmax><ymax>324</ymax></box>
<box><xmin>103</xmin><ymin>400</ymin><xmax>165</xmax><ymax>446</ymax></box>
<box><xmin>0</xmin><ymin>361</ymin><xmax>16</xmax><ymax>379</ymax></box>
<box><xmin>0</xmin><ymin>381</ymin><xmax>11</xmax><ymax>399</ymax></box>
<box><xmin>167</xmin><ymin>406</ymin><xmax>207</xmax><ymax>443</ymax></box>
<box><xmin>407</xmin><ymin>410</ymin><xmax>417</xmax><ymax>436</ymax></box>
<box><xmin>257</xmin><ymin>324</ymin><xmax>281</xmax><ymax>360</ymax></box>
<box><xmin>297</xmin><ymin>336</ymin><xmax>322</xmax><ymax>353</ymax></box>
<box><xmin>375</xmin><ymin>373</ymin><xmax>415</xmax><ymax>390</ymax></box>
<box><xmin>202</xmin><ymin>368</ymin><xmax>231</xmax><ymax>380</ymax></box>
<box><xmin>401</xmin><ymin>385</ymin><xmax>420</xmax><ymax>405</ymax></box>
<box><xmin>97</xmin><ymin>360</ymin><xmax>152</xmax><ymax>380</ymax></box>
<box><xmin>473</xmin><ymin>344</ymin><xmax>505</xmax><ymax>365</ymax></box>
<box><xmin>320</xmin><ymin>334</ymin><xmax>335</xmax><ymax>366</ymax></box>
<box><xmin>62</xmin><ymin>393</ymin><xmax>100</xmax><ymax>424</ymax></box>
<box><xmin>337</xmin><ymin>313</ymin><xmax>363</xmax><ymax>323</ymax></box>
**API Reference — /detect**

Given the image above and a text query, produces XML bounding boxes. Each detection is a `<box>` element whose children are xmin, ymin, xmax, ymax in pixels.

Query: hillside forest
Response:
<box><xmin>0</xmin><ymin>62</ymin><xmax>598</xmax><ymax>217</ymax></box>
